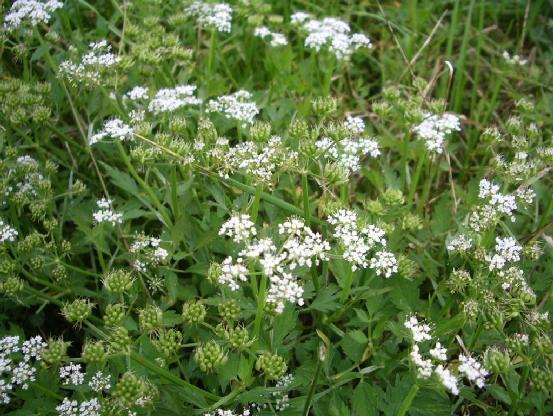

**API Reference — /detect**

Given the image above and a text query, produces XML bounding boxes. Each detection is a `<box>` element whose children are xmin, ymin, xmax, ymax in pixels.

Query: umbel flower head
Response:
<box><xmin>256</xmin><ymin>353</ymin><xmax>287</xmax><ymax>380</ymax></box>
<box><xmin>61</xmin><ymin>298</ymin><xmax>94</xmax><ymax>325</ymax></box>
<box><xmin>3</xmin><ymin>0</ymin><xmax>63</xmax><ymax>31</ymax></box>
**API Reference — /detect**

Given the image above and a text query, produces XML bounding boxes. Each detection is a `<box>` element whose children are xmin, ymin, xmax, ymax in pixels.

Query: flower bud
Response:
<box><xmin>82</xmin><ymin>341</ymin><xmax>107</xmax><ymax>364</ymax></box>
<box><xmin>41</xmin><ymin>338</ymin><xmax>69</xmax><ymax>365</ymax></box>
<box><xmin>256</xmin><ymin>353</ymin><xmax>287</xmax><ymax>380</ymax></box>
<box><xmin>138</xmin><ymin>305</ymin><xmax>163</xmax><ymax>333</ymax></box>
<box><xmin>249</xmin><ymin>121</ymin><xmax>272</xmax><ymax>142</ymax></box>
<box><xmin>108</xmin><ymin>327</ymin><xmax>131</xmax><ymax>354</ymax></box>
<box><xmin>483</xmin><ymin>347</ymin><xmax>510</xmax><ymax>374</ymax></box>
<box><xmin>103</xmin><ymin>269</ymin><xmax>135</xmax><ymax>294</ymax></box>
<box><xmin>311</xmin><ymin>96</ymin><xmax>337</xmax><ymax>118</ymax></box>
<box><xmin>103</xmin><ymin>303</ymin><xmax>125</xmax><ymax>327</ymax></box>
<box><xmin>218</xmin><ymin>299</ymin><xmax>240</xmax><ymax>322</ymax></box>
<box><xmin>113</xmin><ymin>372</ymin><xmax>147</xmax><ymax>407</ymax></box>
<box><xmin>62</xmin><ymin>299</ymin><xmax>94</xmax><ymax>325</ymax></box>
<box><xmin>182</xmin><ymin>300</ymin><xmax>206</xmax><ymax>325</ymax></box>
<box><xmin>194</xmin><ymin>341</ymin><xmax>228</xmax><ymax>373</ymax></box>
<box><xmin>223</xmin><ymin>325</ymin><xmax>252</xmax><ymax>350</ymax></box>
<box><xmin>153</xmin><ymin>329</ymin><xmax>183</xmax><ymax>358</ymax></box>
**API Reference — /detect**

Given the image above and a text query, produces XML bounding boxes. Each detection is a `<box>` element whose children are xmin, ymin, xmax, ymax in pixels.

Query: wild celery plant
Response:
<box><xmin>0</xmin><ymin>0</ymin><xmax>552</xmax><ymax>415</ymax></box>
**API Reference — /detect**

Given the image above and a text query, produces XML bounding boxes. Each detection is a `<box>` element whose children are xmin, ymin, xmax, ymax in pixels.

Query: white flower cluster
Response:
<box><xmin>220</xmin><ymin>136</ymin><xmax>296</xmax><ymax>184</ymax></box>
<box><xmin>316</xmin><ymin>116</ymin><xmax>380</xmax><ymax>172</ymax></box>
<box><xmin>126</xmin><ymin>86</ymin><xmax>149</xmax><ymax>101</ymax></box>
<box><xmin>485</xmin><ymin>236</ymin><xmax>522</xmax><ymax>271</ymax></box>
<box><xmin>502</xmin><ymin>51</ymin><xmax>527</xmax><ymax>66</ymax></box>
<box><xmin>404</xmin><ymin>316</ymin><xmax>489</xmax><ymax>395</ymax></box>
<box><xmin>254</xmin><ymin>26</ymin><xmax>288</xmax><ymax>47</ymax></box>
<box><xmin>458</xmin><ymin>354</ymin><xmax>489</xmax><ymax>388</ymax></box>
<box><xmin>186</xmin><ymin>2</ymin><xmax>232</xmax><ymax>33</ymax></box>
<box><xmin>0</xmin><ymin>335</ymin><xmax>47</xmax><ymax>404</ymax></box>
<box><xmin>89</xmin><ymin>118</ymin><xmax>134</xmax><ymax>145</ymax></box>
<box><xmin>469</xmin><ymin>179</ymin><xmax>524</xmax><ymax>231</ymax></box>
<box><xmin>327</xmin><ymin>209</ymin><xmax>394</xmax><ymax>275</ymax></box>
<box><xmin>446</xmin><ymin>234</ymin><xmax>473</xmax><ymax>253</ymax></box>
<box><xmin>56</xmin><ymin>397</ymin><xmax>102</xmax><ymax>416</ymax></box>
<box><xmin>204</xmin><ymin>409</ymin><xmax>250</xmax><ymax>416</ymax></box>
<box><xmin>59</xmin><ymin>363</ymin><xmax>84</xmax><ymax>385</ymax></box>
<box><xmin>92</xmin><ymin>198</ymin><xmax>123</xmax><ymax>226</ymax></box>
<box><xmin>88</xmin><ymin>371</ymin><xmax>111</xmax><ymax>392</ymax></box>
<box><xmin>0</xmin><ymin>218</ymin><xmax>18</xmax><ymax>243</ymax></box>
<box><xmin>130</xmin><ymin>234</ymin><xmax>169</xmax><ymax>272</ymax></box>
<box><xmin>3</xmin><ymin>0</ymin><xmax>63</xmax><ymax>31</ymax></box>
<box><xmin>59</xmin><ymin>41</ymin><xmax>121</xmax><ymax>86</ymax></box>
<box><xmin>207</xmin><ymin>90</ymin><xmax>259</xmax><ymax>126</ymax></box>
<box><xmin>316</xmin><ymin>136</ymin><xmax>380</xmax><ymax>172</ymax></box>
<box><xmin>147</xmin><ymin>85</ymin><xmax>201</xmax><ymax>114</ymax></box>
<box><xmin>219</xmin><ymin>214</ymin><xmax>257</xmax><ymax>243</ymax></box>
<box><xmin>413</xmin><ymin>112</ymin><xmax>461</xmax><ymax>154</ymax></box>
<box><xmin>217</xmin><ymin>216</ymin><xmax>330</xmax><ymax>313</ymax></box>
<box><xmin>291</xmin><ymin>12</ymin><xmax>372</xmax><ymax>60</ymax></box>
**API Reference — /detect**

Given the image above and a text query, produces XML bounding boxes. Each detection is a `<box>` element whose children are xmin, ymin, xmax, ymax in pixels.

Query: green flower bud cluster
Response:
<box><xmin>447</xmin><ymin>269</ymin><xmax>471</xmax><ymax>293</ymax></box>
<box><xmin>222</xmin><ymin>325</ymin><xmax>252</xmax><ymax>350</ymax></box>
<box><xmin>182</xmin><ymin>300</ymin><xmax>206</xmax><ymax>325</ymax></box>
<box><xmin>531</xmin><ymin>367</ymin><xmax>553</xmax><ymax>396</ymax></box>
<box><xmin>483</xmin><ymin>347</ymin><xmax>511</xmax><ymax>374</ymax></box>
<box><xmin>41</xmin><ymin>338</ymin><xmax>69</xmax><ymax>365</ymax></box>
<box><xmin>104</xmin><ymin>303</ymin><xmax>126</xmax><ymax>327</ymax></box>
<box><xmin>62</xmin><ymin>298</ymin><xmax>94</xmax><ymax>324</ymax></box>
<box><xmin>311</xmin><ymin>96</ymin><xmax>337</xmax><ymax>118</ymax></box>
<box><xmin>397</xmin><ymin>255</ymin><xmax>419</xmax><ymax>278</ymax></box>
<box><xmin>256</xmin><ymin>353</ymin><xmax>287</xmax><ymax>380</ymax></box>
<box><xmin>249</xmin><ymin>121</ymin><xmax>272</xmax><ymax>142</ymax></box>
<box><xmin>194</xmin><ymin>341</ymin><xmax>227</xmax><ymax>373</ymax></box>
<box><xmin>113</xmin><ymin>372</ymin><xmax>149</xmax><ymax>408</ymax></box>
<box><xmin>139</xmin><ymin>305</ymin><xmax>163</xmax><ymax>333</ymax></box>
<box><xmin>0</xmin><ymin>275</ymin><xmax>24</xmax><ymax>296</ymax></box>
<box><xmin>108</xmin><ymin>327</ymin><xmax>132</xmax><ymax>354</ymax></box>
<box><xmin>103</xmin><ymin>269</ymin><xmax>135</xmax><ymax>294</ymax></box>
<box><xmin>153</xmin><ymin>329</ymin><xmax>183</xmax><ymax>358</ymax></box>
<box><xmin>82</xmin><ymin>341</ymin><xmax>107</xmax><ymax>363</ymax></box>
<box><xmin>381</xmin><ymin>188</ymin><xmax>405</xmax><ymax>206</ymax></box>
<box><xmin>401</xmin><ymin>213</ymin><xmax>422</xmax><ymax>231</ymax></box>
<box><xmin>218</xmin><ymin>299</ymin><xmax>240</xmax><ymax>322</ymax></box>
<box><xmin>289</xmin><ymin>119</ymin><xmax>310</xmax><ymax>142</ymax></box>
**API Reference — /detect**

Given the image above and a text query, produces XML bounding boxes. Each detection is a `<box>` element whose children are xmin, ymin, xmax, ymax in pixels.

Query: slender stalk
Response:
<box><xmin>302</xmin><ymin>355</ymin><xmax>323</xmax><ymax>416</ymax></box>
<box><xmin>250</xmin><ymin>182</ymin><xmax>263</xmax><ymax>223</ymax></box>
<box><xmin>339</xmin><ymin>266</ymin><xmax>354</xmax><ymax>304</ymax></box>
<box><xmin>398</xmin><ymin>384</ymin><xmax>419</xmax><ymax>416</ymax></box>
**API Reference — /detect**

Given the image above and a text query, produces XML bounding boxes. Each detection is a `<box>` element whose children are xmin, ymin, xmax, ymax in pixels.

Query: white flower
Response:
<box><xmin>92</xmin><ymin>198</ymin><xmax>123</xmax><ymax>226</ymax></box>
<box><xmin>446</xmin><ymin>234</ymin><xmax>473</xmax><ymax>253</ymax></box>
<box><xmin>219</xmin><ymin>214</ymin><xmax>257</xmax><ymax>243</ymax></box>
<box><xmin>90</xmin><ymin>118</ymin><xmax>134</xmax><ymax>145</ymax></box>
<box><xmin>254</xmin><ymin>26</ymin><xmax>288</xmax><ymax>47</ymax></box>
<box><xmin>435</xmin><ymin>364</ymin><xmax>459</xmax><ymax>395</ymax></box>
<box><xmin>21</xmin><ymin>336</ymin><xmax>47</xmax><ymax>362</ymax></box>
<box><xmin>186</xmin><ymin>2</ymin><xmax>232</xmax><ymax>33</ymax></box>
<box><xmin>56</xmin><ymin>397</ymin><xmax>101</xmax><ymax>416</ymax></box>
<box><xmin>343</xmin><ymin>116</ymin><xmax>365</xmax><ymax>135</ymax></box>
<box><xmin>126</xmin><ymin>86</ymin><xmax>149</xmax><ymax>100</ymax></box>
<box><xmin>59</xmin><ymin>41</ymin><xmax>121</xmax><ymax>86</ymax></box>
<box><xmin>458</xmin><ymin>354</ymin><xmax>489</xmax><ymax>388</ymax></box>
<box><xmin>485</xmin><ymin>236</ymin><xmax>522</xmax><ymax>271</ymax></box>
<box><xmin>219</xmin><ymin>257</ymin><xmax>248</xmax><ymax>291</ymax></box>
<box><xmin>0</xmin><ymin>219</ymin><xmax>18</xmax><ymax>243</ymax></box>
<box><xmin>148</xmin><ymin>85</ymin><xmax>201</xmax><ymax>114</ymax></box>
<box><xmin>130</xmin><ymin>234</ymin><xmax>169</xmax><ymax>271</ymax></box>
<box><xmin>10</xmin><ymin>361</ymin><xmax>36</xmax><ymax>390</ymax></box>
<box><xmin>404</xmin><ymin>315</ymin><xmax>432</xmax><ymax>343</ymax></box>
<box><xmin>88</xmin><ymin>371</ymin><xmax>111</xmax><ymax>392</ymax></box>
<box><xmin>4</xmin><ymin>0</ymin><xmax>63</xmax><ymax>30</ymax></box>
<box><xmin>413</xmin><ymin>113</ymin><xmax>461</xmax><ymax>154</ymax></box>
<box><xmin>369</xmin><ymin>251</ymin><xmax>398</xmax><ymax>278</ymax></box>
<box><xmin>59</xmin><ymin>363</ymin><xmax>84</xmax><ymax>385</ymax></box>
<box><xmin>502</xmin><ymin>51</ymin><xmax>527</xmax><ymax>66</ymax></box>
<box><xmin>207</xmin><ymin>90</ymin><xmax>259</xmax><ymax>126</ymax></box>
<box><xmin>429</xmin><ymin>342</ymin><xmax>447</xmax><ymax>361</ymax></box>
<box><xmin>266</xmin><ymin>272</ymin><xmax>304</xmax><ymax>314</ymax></box>
<box><xmin>410</xmin><ymin>345</ymin><xmax>433</xmax><ymax>378</ymax></box>
<box><xmin>294</xmin><ymin>15</ymin><xmax>372</xmax><ymax>59</ymax></box>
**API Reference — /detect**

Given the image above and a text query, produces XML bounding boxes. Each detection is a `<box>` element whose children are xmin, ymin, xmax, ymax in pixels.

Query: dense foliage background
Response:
<box><xmin>0</xmin><ymin>0</ymin><xmax>552</xmax><ymax>415</ymax></box>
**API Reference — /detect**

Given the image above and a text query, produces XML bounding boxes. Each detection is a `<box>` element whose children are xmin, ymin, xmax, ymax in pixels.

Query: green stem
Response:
<box><xmin>302</xmin><ymin>354</ymin><xmax>323</xmax><ymax>416</ymax></box>
<box><xmin>252</xmin><ymin>272</ymin><xmax>268</xmax><ymax>352</ymax></box>
<box><xmin>398</xmin><ymin>384</ymin><xmax>419</xmax><ymax>416</ymax></box>
<box><xmin>250</xmin><ymin>182</ymin><xmax>263</xmax><ymax>223</ymax></box>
